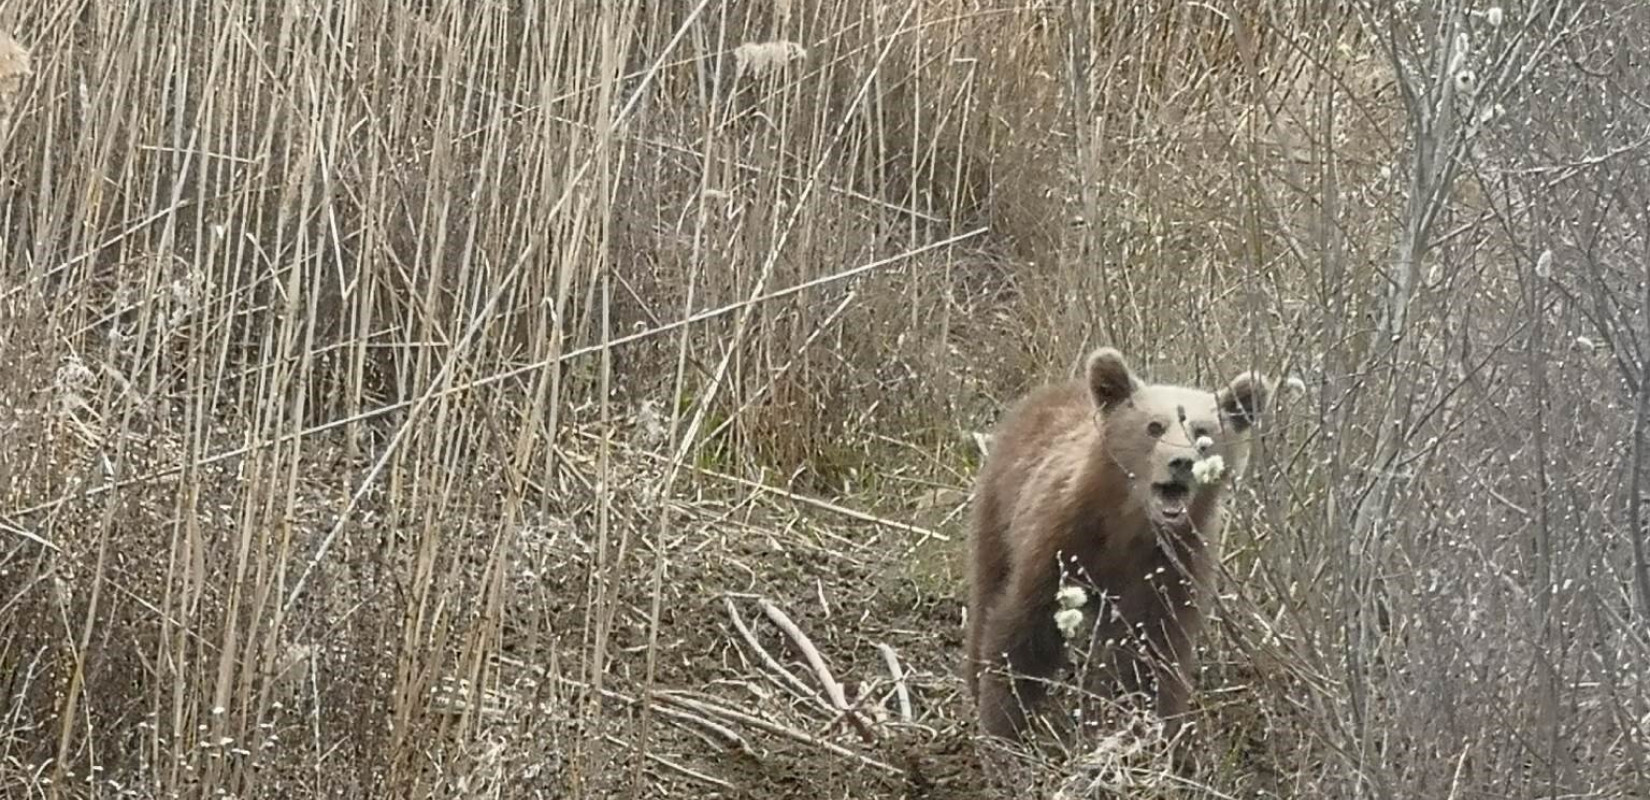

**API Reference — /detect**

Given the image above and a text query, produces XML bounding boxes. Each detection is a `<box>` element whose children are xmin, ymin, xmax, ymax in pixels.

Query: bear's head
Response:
<box><xmin>1084</xmin><ymin>346</ymin><xmax>1271</xmax><ymax>534</ymax></box>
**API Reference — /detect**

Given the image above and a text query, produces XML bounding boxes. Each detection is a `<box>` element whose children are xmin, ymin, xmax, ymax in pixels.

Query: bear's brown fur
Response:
<box><xmin>964</xmin><ymin>346</ymin><xmax>1270</xmax><ymax>743</ymax></box>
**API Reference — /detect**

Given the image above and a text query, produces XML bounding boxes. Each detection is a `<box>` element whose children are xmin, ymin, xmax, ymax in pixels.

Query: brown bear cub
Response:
<box><xmin>964</xmin><ymin>346</ymin><xmax>1270</xmax><ymax>744</ymax></box>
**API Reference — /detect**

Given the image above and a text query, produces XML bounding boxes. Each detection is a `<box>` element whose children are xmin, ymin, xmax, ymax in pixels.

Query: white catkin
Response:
<box><xmin>1192</xmin><ymin>455</ymin><xmax>1226</xmax><ymax>485</ymax></box>
<box><xmin>1055</xmin><ymin>608</ymin><xmax>1084</xmax><ymax>639</ymax></box>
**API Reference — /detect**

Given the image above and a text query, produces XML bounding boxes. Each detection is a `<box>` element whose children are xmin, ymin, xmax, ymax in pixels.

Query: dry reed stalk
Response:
<box><xmin>5</xmin><ymin>226</ymin><xmax>985</xmax><ymax>522</ymax></box>
<box><xmin>0</xmin><ymin>28</ymin><xmax>26</xmax><ymax>125</ymax></box>
<box><xmin>600</xmin><ymin>733</ymin><xmax>736</xmax><ymax>792</ymax></box>
<box><xmin>573</xmin><ymin>425</ymin><xmax>948</xmax><ymax>542</ymax></box>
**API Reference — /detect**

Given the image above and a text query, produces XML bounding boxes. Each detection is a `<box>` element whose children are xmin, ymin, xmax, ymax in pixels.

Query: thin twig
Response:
<box><xmin>0</xmin><ymin>516</ymin><xmax>58</xmax><ymax>551</ymax></box>
<box><xmin>600</xmin><ymin>734</ymin><xmax>736</xmax><ymax>792</ymax></box>
<box><xmin>496</xmin><ymin>655</ymin><xmax>754</xmax><ymax>756</ymax></box>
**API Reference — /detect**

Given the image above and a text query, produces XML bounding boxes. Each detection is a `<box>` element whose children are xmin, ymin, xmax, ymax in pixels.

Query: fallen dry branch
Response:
<box><xmin>724</xmin><ymin>594</ymin><xmax>837</xmax><ymax>716</ymax></box>
<box><xmin>513</xmin><ymin>655</ymin><xmax>902</xmax><ymax>777</ymax></box>
<box><xmin>756</xmin><ymin>596</ymin><xmax>879</xmax><ymax>744</ymax></box>
<box><xmin>494</xmin><ymin>655</ymin><xmax>755</xmax><ymax>757</ymax></box>
<box><xmin>875</xmin><ymin>643</ymin><xmax>913</xmax><ymax>724</ymax></box>
<box><xmin>654</xmin><ymin>690</ymin><xmax>904</xmax><ymax>777</ymax></box>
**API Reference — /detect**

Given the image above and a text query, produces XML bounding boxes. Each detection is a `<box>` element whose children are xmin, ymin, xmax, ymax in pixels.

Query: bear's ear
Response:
<box><xmin>1217</xmin><ymin>370</ymin><xmax>1271</xmax><ymax>432</ymax></box>
<box><xmin>1085</xmin><ymin>347</ymin><xmax>1137</xmax><ymax>411</ymax></box>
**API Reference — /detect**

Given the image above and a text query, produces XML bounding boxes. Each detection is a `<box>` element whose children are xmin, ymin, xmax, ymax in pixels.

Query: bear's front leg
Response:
<box><xmin>1077</xmin><ymin>578</ymin><xmax>1202</xmax><ymax>740</ymax></box>
<box><xmin>1152</xmin><ymin>659</ymin><xmax>1191</xmax><ymax>728</ymax></box>
<box><xmin>1145</xmin><ymin>575</ymin><xmax>1204</xmax><ymax>741</ymax></box>
<box><xmin>1149</xmin><ymin>635</ymin><xmax>1206</xmax><ymax>777</ymax></box>
<box><xmin>975</xmin><ymin>577</ymin><xmax>1065</xmax><ymax>740</ymax></box>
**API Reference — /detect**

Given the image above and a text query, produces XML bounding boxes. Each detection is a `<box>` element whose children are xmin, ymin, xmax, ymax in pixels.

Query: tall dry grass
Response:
<box><xmin>0</xmin><ymin>0</ymin><xmax>1646</xmax><ymax>798</ymax></box>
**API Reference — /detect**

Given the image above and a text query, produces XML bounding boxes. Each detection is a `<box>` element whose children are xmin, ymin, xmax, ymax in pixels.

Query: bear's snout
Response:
<box><xmin>1166</xmin><ymin>454</ymin><xmax>1195</xmax><ymax>480</ymax></box>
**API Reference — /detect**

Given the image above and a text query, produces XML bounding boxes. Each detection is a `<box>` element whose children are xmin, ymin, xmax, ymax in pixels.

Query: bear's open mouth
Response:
<box><xmin>1151</xmin><ymin>482</ymin><xmax>1191</xmax><ymax>526</ymax></box>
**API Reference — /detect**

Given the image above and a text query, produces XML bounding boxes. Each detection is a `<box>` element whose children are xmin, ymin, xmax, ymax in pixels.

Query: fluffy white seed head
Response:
<box><xmin>1192</xmin><ymin>454</ymin><xmax>1227</xmax><ymax>485</ymax></box>
<box><xmin>1055</xmin><ymin>608</ymin><xmax>1084</xmax><ymax>639</ymax></box>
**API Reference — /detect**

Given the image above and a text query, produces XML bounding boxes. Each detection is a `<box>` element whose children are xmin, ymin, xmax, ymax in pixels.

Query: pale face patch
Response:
<box><xmin>1080</xmin><ymin>347</ymin><xmax>1272</xmax><ymax>532</ymax></box>
<box><xmin>1103</xmin><ymin>386</ymin><xmax>1233</xmax><ymax>533</ymax></box>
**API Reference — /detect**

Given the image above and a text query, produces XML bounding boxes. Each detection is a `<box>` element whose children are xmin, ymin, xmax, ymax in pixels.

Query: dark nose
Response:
<box><xmin>1168</xmin><ymin>456</ymin><xmax>1194</xmax><ymax>476</ymax></box>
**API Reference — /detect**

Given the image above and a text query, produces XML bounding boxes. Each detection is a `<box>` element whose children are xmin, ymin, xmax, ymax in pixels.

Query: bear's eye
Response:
<box><xmin>1146</xmin><ymin>421</ymin><xmax>1166</xmax><ymax>438</ymax></box>
<box><xmin>1191</xmin><ymin>426</ymin><xmax>1211</xmax><ymax>440</ymax></box>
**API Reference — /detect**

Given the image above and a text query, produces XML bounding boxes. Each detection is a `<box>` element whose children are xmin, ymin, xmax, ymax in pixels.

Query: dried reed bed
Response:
<box><xmin>0</xmin><ymin>1</ymin><xmax>1647</xmax><ymax>798</ymax></box>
